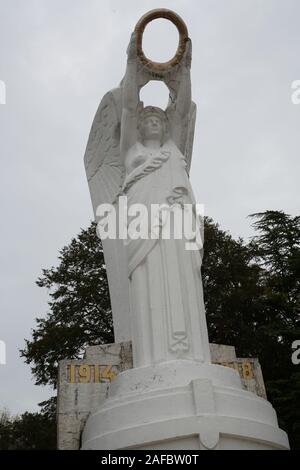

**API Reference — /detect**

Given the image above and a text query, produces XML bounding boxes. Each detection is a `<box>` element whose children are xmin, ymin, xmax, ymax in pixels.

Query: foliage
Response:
<box><xmin>20</xmin><ymin>223</ymin><xmax>113</xmax><ymax>389</ymax></box>
<box><xmin>0</xmin><ymin>410</ymin><xmax>56</xmax><ymax>450</ymax></box>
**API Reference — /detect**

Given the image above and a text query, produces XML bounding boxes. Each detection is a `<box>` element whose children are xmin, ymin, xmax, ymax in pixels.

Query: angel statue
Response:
<box><xmin>84</xmin><ymin>10</ymin><xmax>211</xmax><ymax>368</ymax></box>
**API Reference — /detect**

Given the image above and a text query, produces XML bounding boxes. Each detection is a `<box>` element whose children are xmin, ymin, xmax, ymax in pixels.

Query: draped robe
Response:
<box><xmin>120</xmin><ymin>139</ymin><xmax>211</xmax><ymax>368</ymax></box>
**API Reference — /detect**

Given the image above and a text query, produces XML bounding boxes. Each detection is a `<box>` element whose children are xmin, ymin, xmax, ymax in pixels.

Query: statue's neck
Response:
<box><xmin>142</xmin><ymin>139</ymin><xmax>162</xmax><ymax>150</ymax></box>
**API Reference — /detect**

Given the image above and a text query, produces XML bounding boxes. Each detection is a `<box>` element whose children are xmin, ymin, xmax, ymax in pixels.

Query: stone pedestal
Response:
<box><xmin>81</xmin><ymin>359</ymin><xmax>288</xmax><ymax>450</ymax></box>
<box><xmin>57</xmin><ymin>342</ymin><xmax>274</xmax><ymax>450</ymax></box>
<box><xmin>57</xmin><ymin>341</ymin><xmax>288</xmax><ymax>450</ymax></box>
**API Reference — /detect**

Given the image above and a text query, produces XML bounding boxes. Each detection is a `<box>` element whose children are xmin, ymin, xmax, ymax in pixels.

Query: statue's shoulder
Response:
<box><xmin>163</xmin><ymin>139</ymin><xmax>181</xmax><ymax>154</ymax></box>
<box><xmin>124</xmin><ymin>142</ymin><xmax>145</xmax><ymax>168</ymax></box>
<box><xmin>127</xmin><ymin>141</ymin><xmax>145</xmax><ymax>155</ymax></box>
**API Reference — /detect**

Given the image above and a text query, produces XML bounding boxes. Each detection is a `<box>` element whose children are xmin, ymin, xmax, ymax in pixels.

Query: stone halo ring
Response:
<box><xmin>134</xmin><ymin>8</ymin><xmax>189</xmax><ymax>72</ymax></box>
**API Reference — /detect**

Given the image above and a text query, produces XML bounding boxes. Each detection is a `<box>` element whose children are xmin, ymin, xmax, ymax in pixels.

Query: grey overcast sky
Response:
<box><xmin>0</xmin><ymin>0</ymin><xmax>299</xmax><ymax>415</ymax></box>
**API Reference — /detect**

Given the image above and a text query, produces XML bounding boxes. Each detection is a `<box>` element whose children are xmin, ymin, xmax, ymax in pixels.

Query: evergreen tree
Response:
<box><xmin>249</xmin><ymin>211</ymin><xmax>300</xmax><ymax>449</ymax></box>
<box><xmin>20</xmin><ymin>223</ymin><xmax>113</xmax><ymax>389</ymax></box>
<box><xmin>0</xmin><ymin>410</ymin><xmax>56</xmax><ymax>450</ymax></box>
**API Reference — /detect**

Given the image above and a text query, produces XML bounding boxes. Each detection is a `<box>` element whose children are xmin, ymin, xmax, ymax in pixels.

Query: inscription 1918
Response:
<box><xmin>68</xmin><ymin>364</ymin><xmax>117</xmax><ymax>383</ymax></box>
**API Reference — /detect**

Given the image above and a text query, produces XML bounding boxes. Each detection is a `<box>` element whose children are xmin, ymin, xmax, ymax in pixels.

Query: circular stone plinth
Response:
<box><xmin>81</xmin><ymin>361</ymin><xmax>289</xmax><ymax>450</ymax></box>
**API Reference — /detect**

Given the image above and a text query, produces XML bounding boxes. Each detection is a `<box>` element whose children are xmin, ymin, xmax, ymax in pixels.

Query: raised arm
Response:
<box><xmin>120</xmin><ymin>33</ymin><xmax>140</xmax><ymax>158</ymax></box>
<box><xmin>165</xmin><ymin>39</ymin><xmax>192</xmax><ymax>152</ymax></box>
<box><xmin>175</xmin><ymin>39</ymin><xmax>192</xmax><ymax>117</ymax></box>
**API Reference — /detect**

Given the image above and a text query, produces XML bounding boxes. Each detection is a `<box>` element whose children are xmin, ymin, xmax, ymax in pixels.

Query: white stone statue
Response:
<box><xmin>82</xmin><ymin>9</ymin><xmax>289</xmax><ymax>450</ymax></box>
<box><xmin>85</xmin><ymin>22</ymin><xmax>210</xmax><ymax>368</ymax></box>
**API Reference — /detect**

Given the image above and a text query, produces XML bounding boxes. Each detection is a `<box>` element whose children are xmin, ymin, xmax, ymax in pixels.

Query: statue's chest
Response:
<box><xmin>126</xmin><ymin>152</ymin><xmax>149</xmax><ymax>173</ymax></box>
<box><xmin>125</xmin><ymin>147</ymin><xmax>169</xmax><ymax>175</ymax></box>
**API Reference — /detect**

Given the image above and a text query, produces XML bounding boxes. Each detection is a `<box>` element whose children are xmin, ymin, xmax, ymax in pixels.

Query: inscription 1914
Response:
<box><xmin>68</xmin><ymin>364</ymin><xmax>117</xmax><ymax>383</ymax></box>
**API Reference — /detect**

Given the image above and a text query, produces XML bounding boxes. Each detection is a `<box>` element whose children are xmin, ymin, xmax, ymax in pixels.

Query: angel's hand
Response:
<box><xmin>137</xmin><ymin>63</ymin><xmax>150</xmax><ymax>88</ymax></box>
<box><xmin>162</xmin><ymin>39</ymin><xmax>192</xmax><ymax>91</ymax></box>
<box><xmin>126</xmin><ymin>32</ymin><xmax>137</xmax><ymax>62</ymax></box>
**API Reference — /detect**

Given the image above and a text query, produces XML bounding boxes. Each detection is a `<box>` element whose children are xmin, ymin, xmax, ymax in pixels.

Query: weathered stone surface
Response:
<box><xmin>57</xmin><ymin>361</ymin><xmax>108</xmax><ymax>450</ymax></box>
<box><xmin>84</xmin><ymin>342</ymin><xmax>133</xmax><ymax>371</ymax></box>
<box><xmin>218</xmin><ymin>357</ymin><xmax>267</xmax><ymax>399</ymax></box>
<box><xmin>210</xmin><ymin>343</ymin><xmax>236</xmax><ymax>362</ymax></box>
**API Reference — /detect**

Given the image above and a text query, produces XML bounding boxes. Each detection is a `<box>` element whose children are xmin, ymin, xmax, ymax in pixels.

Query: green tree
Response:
<box><xmin>21</xmin><ymin>223</ymin><xmax>113</xmax><ymax>390</ymax></box>
<box><xmin>202</xmin><ymin>219</ymin><xmax>265</xmax><ymax>356</ymax></box>
<box><xmin>249</xmin><ymin>211</ymin><xmax>300</xmax><ymax>449</ymax></box>
<box><xmin>0</xmin><ymin>410</ymin><xmax>13</xmax><ymax>450</ymax></box>
<box><xmin>0</xmin><ymin>410</ymin><xmax>56</xmax><ymax>450</ymax></box>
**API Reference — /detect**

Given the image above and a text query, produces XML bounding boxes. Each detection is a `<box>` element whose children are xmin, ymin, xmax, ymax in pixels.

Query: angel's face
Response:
<box><xmin>140</xmin><ymin>115</ymin><xmax>164</xmax><ymax>142</ymax></box>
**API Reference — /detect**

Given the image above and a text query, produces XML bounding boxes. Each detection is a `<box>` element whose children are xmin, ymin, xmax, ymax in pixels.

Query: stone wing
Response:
<box><xmin>84</xmin><ymin>88</ymin><xmax>131</xmax><ymax>343</ymax></box>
